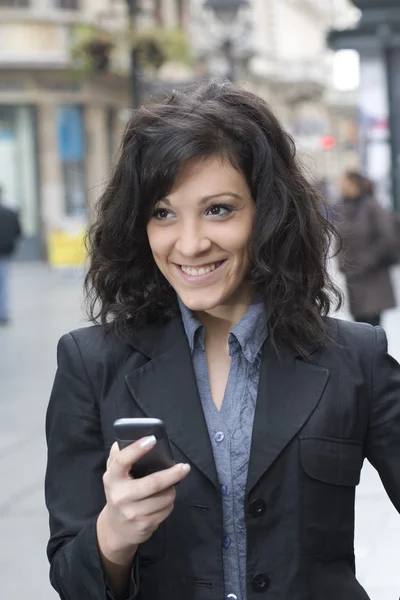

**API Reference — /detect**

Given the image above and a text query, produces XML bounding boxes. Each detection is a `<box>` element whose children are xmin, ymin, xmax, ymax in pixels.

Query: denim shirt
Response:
<box><xmin>178</xmin><ymin>297</ymin><xmax>269</xmax><ymax>600</ymax></box>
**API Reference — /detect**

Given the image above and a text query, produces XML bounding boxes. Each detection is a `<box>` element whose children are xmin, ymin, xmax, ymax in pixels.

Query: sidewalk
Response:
<box><xmin>0</xmin><ymin>262</ymin><xmax>399</xmax><ymax>599</ymax></box>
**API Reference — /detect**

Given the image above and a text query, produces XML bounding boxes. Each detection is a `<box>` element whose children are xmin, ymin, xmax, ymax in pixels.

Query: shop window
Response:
<box><xmin>56</xmin><ymin>105</ymin><xmax>86</xmax><ymax>217</ymax></box>
<box><xmin>0</xmin><ymin>106</ymin><xmax>39</xmax><ymax>239</ymax></box>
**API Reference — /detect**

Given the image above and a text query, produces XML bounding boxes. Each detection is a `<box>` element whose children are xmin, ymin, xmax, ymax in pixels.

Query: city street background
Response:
<box><xmin>0</xmin><ymin>261</ymin><xmax>399</xmax><ymax>599</ymax></box>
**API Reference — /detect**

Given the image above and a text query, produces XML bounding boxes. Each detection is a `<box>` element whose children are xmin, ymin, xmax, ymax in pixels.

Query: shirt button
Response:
<box><xmin>220</xmin><ymin>484</ymin><xmax>228</xmax><ymax>496</ymax></box>
<box><xmin>214</xmin><ymin>431</ymin><xmax>225</xmax><ymax>443</ymax></box>
<box><xmin>222</xmin><ymin>535</ymin><xmax>231</xmax><ymax>549</ymax></box>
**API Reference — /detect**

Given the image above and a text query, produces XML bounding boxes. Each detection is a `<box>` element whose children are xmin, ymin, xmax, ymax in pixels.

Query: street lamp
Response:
<box><xmin>125</xmin><ymin>0</ymin><xmax>141</xmax><ymax>108</ymax></box>
<box><xmin>203</xmin><ymin>0</ymin><xmax>250</xmax><ymax>82</ymax></box>
<box><xmin>203</xmin><ymin>0</ymin><xmax>249</xmax><ymax>24</ymax></box>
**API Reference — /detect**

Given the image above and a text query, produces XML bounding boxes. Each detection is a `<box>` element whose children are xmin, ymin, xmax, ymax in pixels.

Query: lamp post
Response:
<box><xmin>125</xmin><ymin>0</ymin><xmax>141</xmax><ymax>108</ymax></box>
<box><xmin>203</xmin><ymin>0</ymin><xmax>250</xmax><ymax>83</ymax></box>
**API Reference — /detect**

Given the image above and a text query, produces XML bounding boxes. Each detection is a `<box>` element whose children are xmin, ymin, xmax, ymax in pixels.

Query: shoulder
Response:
<box><xmin>0</xmin><ymin>205</ymin><xmax>12</xmax><ymax>217</ymax></box>
<box><xmin>326</xmin><ymin>316</ymin><xmax>375</xmax><ymax>345</ymax></box>
<box><xmin>57</xmin><ymin>324</ymin><xmax>137</xmax><ymax>373</ymax></box>
<box><xmin>324</xmin><ymin>316</ymin><xmax>386</xmax><ymax>364</ymax></box>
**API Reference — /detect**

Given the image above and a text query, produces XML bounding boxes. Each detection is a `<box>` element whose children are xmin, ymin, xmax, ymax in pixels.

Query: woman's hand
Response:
<box><xmin>98</xmin><ymin>436</ymin><xmax>190</xmax><ymax>555</ymax></box>
<box><xmin>96</xmin><ymin>437</ymin><xmax>190</xmax><ymax>598</ymax></box>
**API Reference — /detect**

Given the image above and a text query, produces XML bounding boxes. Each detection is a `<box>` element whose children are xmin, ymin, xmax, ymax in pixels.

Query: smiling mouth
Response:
<box><xmin>179</xmin><ymin>261</ymin><xmax>225</xmax><ymax>277</ymax></box>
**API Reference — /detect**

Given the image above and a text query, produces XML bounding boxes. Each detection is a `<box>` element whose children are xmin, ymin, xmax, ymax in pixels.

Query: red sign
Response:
<box><xmin>320</xmin><ymin>135</ymin><xmax>336</xmax><ymax>150</ymax></box>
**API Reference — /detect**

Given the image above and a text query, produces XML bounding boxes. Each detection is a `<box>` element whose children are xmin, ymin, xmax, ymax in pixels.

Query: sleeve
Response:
<box><xmin>45</xmin><ymin>333</ymin><xmax>139</xmax><ymax>600</ymax></box>
<box><xmin>365</xmin><ymin>326</ymin><xmax>400</xmax><ymax>512</ymax></box>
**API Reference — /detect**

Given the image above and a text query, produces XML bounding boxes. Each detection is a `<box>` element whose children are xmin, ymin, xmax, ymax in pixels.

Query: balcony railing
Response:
<box><xmin>0</xmin><ymin>0</ymin><xmax>29</xmax><ymax>7</ymax></box>
<box><xmin>251</xmin><ymin>56</ymin><xmax>329</xmax><ymax>89</ymax></box>
<box><xmin>54</xmin><ymin>0</ymin><xmax>79</xmax><ymax>9</ymax></box>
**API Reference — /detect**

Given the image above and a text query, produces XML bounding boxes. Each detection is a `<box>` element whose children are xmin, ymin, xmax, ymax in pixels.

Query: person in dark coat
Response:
<box><xmin>45</xmin><ymin>82</ymin><xmax>400</xmax><ymax>600</ymax></box>
<box><xmin>0</xmin><ymin>188</ymin><xmax>21</xmax><ymax>325</ymax></box>
<box><xmin>336</xmin><ymin>171</ymin><xmax>396</xmax><ymax>327</ymax></box>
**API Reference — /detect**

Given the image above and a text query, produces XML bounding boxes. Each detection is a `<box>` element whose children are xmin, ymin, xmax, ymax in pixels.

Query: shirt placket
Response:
<box><xmin>221</xmin><ymin>349</ymin><xmax>247</xmax><ymax>600</ymax></box>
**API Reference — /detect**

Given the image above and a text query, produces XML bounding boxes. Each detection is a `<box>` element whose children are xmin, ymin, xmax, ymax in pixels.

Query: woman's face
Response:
<box><xmin>147</xmin><ymin>157</ymin><xmax>256</xmax><ymax>317</ymax></box>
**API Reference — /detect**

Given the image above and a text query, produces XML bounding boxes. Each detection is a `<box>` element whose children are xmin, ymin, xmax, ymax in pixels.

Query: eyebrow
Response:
<box><xmin>160</xmin><ymin>192</ymin><xmax>243</xmax><ymax>206</ymax></box>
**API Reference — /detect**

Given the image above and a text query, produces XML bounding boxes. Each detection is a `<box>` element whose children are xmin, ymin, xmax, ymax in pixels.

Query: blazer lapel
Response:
<box><xmin>125</xmin><ymin>318</ymin><xmax>219</xmax><ymax>490</ymax></box>
<box><xmin>246</xmin><ymin>339</ymin><xmax>329</xmax><ymax>494</ymax></box>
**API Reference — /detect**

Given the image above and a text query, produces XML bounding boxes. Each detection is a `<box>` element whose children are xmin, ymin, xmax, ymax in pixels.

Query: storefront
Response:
<box><xmin>0</xmin><ymin>105</ymin><xmax>41</xmax><ymax>259</ymax></box>
<box><xmin>0</xmin><ymin>67</ymin><xmax>130</xmax><ymax>263</ymax></box>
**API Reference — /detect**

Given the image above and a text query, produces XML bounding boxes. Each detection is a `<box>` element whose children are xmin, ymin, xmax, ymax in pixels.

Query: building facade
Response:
<box><xmin>1</xmin><ymin>0</ymin><xmax>358</xmax><ymax>260</ymax></box>
<box><xmin>190</xmin><ymin>0</ymin><xmax>359</xmax><ymax>183</ymax></box>
<box><xmin>0</xmin><ymin>0</ymin><xmax>187</xmax><ymax>259</ymax></box>
<box><xmin>246</xmin><ymin>0</ymin><xmax>359</xmax><ymax>180</ymax></box>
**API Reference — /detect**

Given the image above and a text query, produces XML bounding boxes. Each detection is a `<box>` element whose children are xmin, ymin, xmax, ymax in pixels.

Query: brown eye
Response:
<box><xmin>206</xmin><ymin>204</ymin><xmax>234</xmax><ymax>217</ymax></box>
<box><xmin>152</xmin><ymin>208</ymin><xmax>172</xmax><ymax>220</ymax></box>
<box><xmin>209</xmin><ymin>206</ymin><xmax>222</xmax><ymax>215</ymax></box>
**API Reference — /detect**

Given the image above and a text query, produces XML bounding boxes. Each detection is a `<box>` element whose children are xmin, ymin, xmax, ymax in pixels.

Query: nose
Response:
<box><xmin>175</xmin><ymin>222</ymin><xmax>212</xmax><ymax>257</ymax></box>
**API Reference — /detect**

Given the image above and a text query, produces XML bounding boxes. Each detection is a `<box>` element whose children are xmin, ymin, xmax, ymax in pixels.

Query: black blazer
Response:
<box><xmin>45</xmin><ymin>316</ymin><xmax>400</xmax><ymax>600</ymax></box>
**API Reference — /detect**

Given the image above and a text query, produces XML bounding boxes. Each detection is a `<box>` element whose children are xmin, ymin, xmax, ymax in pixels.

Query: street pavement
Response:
<box><xmin>0</xmin><ymin>262</ymin><xmax>399</xmax><ymax>600</ymax></box>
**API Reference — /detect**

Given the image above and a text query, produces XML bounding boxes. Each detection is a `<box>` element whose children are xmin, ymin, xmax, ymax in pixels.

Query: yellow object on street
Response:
<box><xmin>47</xmin><ymin>229</ymin><xmax>87</xmax><ymax>268</ymax></box>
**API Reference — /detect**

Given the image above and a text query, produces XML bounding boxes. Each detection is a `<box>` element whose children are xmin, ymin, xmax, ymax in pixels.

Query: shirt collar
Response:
<box><xmin>178</xmin><ymin>295</ymin><xmax>269</xmax><ymax>363</ymax></box>
<box><xmin>230</xmin><ymin>299</ymin><xmax>269</xmax><ymax>363</ymax></box>
<box><xmin>178</xmin><ymin>296</ymin><xmax>204</xmax><ymax>353</ymax></box>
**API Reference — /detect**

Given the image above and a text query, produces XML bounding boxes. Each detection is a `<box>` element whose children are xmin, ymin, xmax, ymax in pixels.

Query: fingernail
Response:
<box><xmin>181</xmin><ymin>463</ymin><xmax>191</xmax><ymax>473</ymax></box>
<box><xmin>140</xmin><ymin>435</ymin><xmax>157</xmax><ymax>449</ymax></box>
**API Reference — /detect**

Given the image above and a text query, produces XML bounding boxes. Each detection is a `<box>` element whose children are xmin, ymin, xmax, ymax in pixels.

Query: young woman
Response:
<box><xmin>45</xmin><ymin>82</ymin><xmax>400</xmax><ymax>600</ymax></box>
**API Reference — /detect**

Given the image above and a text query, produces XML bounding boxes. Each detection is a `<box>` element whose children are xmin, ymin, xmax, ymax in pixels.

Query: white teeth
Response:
<box><xmin>181</xmin><ymin>262</ymin><xmax>221</xmax><ymax>277</ymax></box>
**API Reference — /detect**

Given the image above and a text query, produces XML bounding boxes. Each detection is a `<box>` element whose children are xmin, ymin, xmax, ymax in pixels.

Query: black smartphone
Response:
<box><xmin>114</xmin><ymin>418</ymin><xmax>175</xmax><ymax>478</ymax></box>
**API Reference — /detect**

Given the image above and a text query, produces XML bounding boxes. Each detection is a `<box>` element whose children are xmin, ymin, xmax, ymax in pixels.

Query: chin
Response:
<box><xmin>178</xmin><ymin>290</ymin><xmax>225</xmax><ymax>313</ymax></box>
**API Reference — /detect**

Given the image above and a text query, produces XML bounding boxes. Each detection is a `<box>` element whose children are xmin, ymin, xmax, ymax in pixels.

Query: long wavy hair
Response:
<box><xmin>85</xmin><ymin>80</ymin><xmax>342</xmax><ymax>357</ymax></box>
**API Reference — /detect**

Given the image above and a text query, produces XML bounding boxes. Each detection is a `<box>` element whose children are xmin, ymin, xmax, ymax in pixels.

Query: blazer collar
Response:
<box><xmin>124</xmin><ymin>316</ymin><xmax>330</xmax><ymax>494</ymax></box>
<box><xmin>125</xmin><ymin>317</ymin><xmax>220</xmax><ymax>489</ymax></box>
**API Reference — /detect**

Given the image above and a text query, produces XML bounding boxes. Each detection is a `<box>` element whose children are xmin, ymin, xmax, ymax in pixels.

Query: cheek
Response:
<box><xmin>147</xmin><ymin>226</ymin><xmax>172</xmax><ymax>262</ymax></box>
<box><xmin>217</xmin><ymin>220</ymin><xmax>253</xmax><ymax>258</ymax></box>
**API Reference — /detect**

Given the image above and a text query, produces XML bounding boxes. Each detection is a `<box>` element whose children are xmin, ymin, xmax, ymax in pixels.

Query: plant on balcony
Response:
<box><xmin>70</xmin><ymin>23</ymin><xmax>192</xmax><ymax>81</ymax></box>
<box><xmin>132</xmin><ymin>26</ymin><xmax>193</xmax><ymax>72</ymax></box>
<box><xmin>70</xmin><ymin>25</ymin><xmax>115</xmax><ymax>79</ymax></box>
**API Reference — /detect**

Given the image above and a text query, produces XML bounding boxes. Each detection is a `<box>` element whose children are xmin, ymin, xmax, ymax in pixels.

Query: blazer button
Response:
<box><xmin>248</xmin><ymin>498</ymin><xmax>266</xmax><ymax>517</ymax></box>
<box><xmin>251</xmin><ymin>573</ymin><xmax>270</xmax><ymax>592</ymax></box>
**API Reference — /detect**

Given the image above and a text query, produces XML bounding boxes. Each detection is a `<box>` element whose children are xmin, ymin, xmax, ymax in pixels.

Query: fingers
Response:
<box><xmin>115</xmin><ymin>486</ymin><xmax>176</xmax><ymax>519</ymax></box>
<box><xmin>132</xmin><ymin>463</ymin><xmax>190</xmax><ymax>500</ymax></box>
<box><xmin>105</xmin><ymin>451</ymin><xmax>190</xmax><ymax>503</ymax></box>
<box><xmin>108</xmin><ymin>436</ymin><xmax>158</xmax><ymax>478</ymax></box>
<box><xmin>107</xmin><ymin>439</ymin><xmax>191</xmax><ymax>490</ymax></box>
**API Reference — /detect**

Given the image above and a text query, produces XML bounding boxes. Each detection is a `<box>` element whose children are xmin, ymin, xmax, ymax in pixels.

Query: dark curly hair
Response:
<box><xmin>85</xmin><ymin>80</ymin><xmax>342</xmax><ymax>357</ymax></box>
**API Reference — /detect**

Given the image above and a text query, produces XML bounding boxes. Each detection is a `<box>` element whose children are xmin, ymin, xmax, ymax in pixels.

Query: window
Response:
<box><xmin>0</xmin><ymin>0</ymin><xmax>29</xmax><ymax>7</ymax></box>
<box><xmin>0</xmin><ymin>106</ymin><xmax>39</xmax><ymax>240</ymax></box>
<box><xmin>56</xmin><ymin>105</ymin><xmax>86</xmax><ymax>217</ymax></box>
<box><xmin>53</xmin><ymin>0</ymin><xmax>79</xmax><ymax>9</ymax></box>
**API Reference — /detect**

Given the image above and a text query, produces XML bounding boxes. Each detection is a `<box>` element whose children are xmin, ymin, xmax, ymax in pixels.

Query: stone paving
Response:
<box><xmin>0</xmin><ymin>262</ymin><xmax>399</xmax><ymax>600</ymax></box>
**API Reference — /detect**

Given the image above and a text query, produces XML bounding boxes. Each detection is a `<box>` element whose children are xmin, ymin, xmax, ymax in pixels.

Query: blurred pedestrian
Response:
<box><xmin>337</xmin><ymin>170</ymin><xmax>397</xmax><ymax>327</ymax></box>
<box><xmin>0</xmin><ymin>188</ymin><xmax>21</xmax><ymax>326</ymax></box>
<box><xmin>45</xmin><ymin>82</ymin><xmax>400</xmax><ymax>600</ymax></box>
